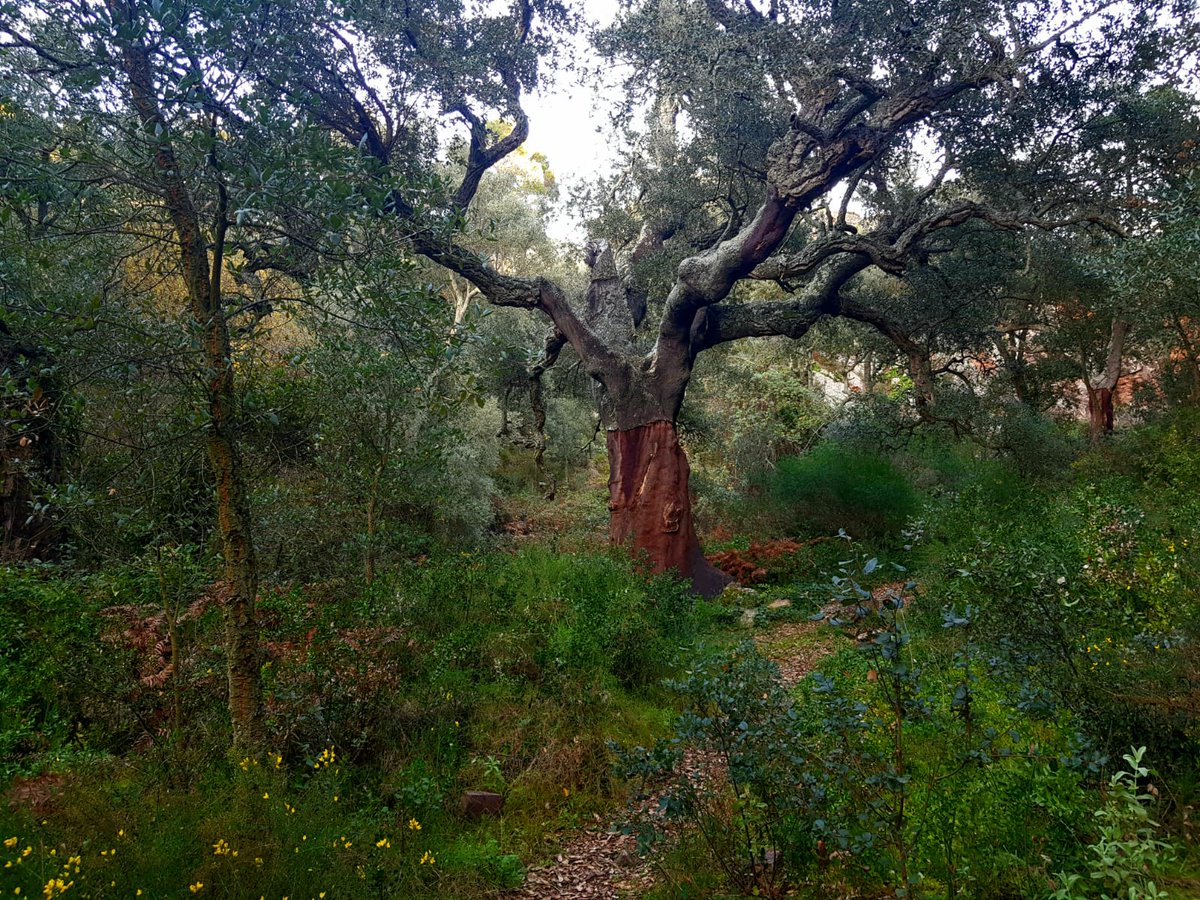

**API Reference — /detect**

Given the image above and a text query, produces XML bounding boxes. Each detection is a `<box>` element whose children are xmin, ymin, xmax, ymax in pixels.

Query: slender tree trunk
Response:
<box><xmin>529</xmin><ymin>372</ymin><xmax>554</xmax><ymax>500</ymax></box>
<box><xmin>606</xmin><ymin>421</ymin><xmax>730</xmax><ymax>597</ymax></box>
<box><xmin>207</xmin><ymin>373</ymin><xmax>263</xmax><ymax>751</ymax></box>
<box><xmin>364</xmin><ymin>451</ymin><xmax>388</xmax><ymax>585</ymax></box>
<box><xmin>114</xmin><ymin>7</ymin><xmax>262</xmax><ymax>750</ymax></box>
<box><xmin>497</xmin><ymin>384</ymin><xmax>512</xmax><ymax>438</ymax></box>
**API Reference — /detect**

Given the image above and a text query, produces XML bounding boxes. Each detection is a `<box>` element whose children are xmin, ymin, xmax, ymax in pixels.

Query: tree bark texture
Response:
<box><xmin>1087</xmin><ymin>386</ymin><xmax>1115</xmax><ymax>442</ymax></box>
<box><xmin>607</xmin><ymin>421</ymin><xmax>731</xmax><ymax>598</ymax></box>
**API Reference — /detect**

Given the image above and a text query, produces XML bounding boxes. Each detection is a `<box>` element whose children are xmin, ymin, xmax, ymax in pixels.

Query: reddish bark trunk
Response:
<box><xmin>607</xmin><ymin>421</ymin><xmax>731</xmax><ymax>598</ymax></box>
<box><xmin>1087</xmin><ymin>386</ymin><xmax>1115</xmax><ymax>442</ymax></box>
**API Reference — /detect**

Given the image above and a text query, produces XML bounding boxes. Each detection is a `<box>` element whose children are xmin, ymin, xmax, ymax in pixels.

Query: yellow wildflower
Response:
<box><xmin>188</xmin><ymin>883</ymin><xmax>204</xmax><ymax>894</ymax></box>
<box><xmin>3</xmin><ymin>838</ymin><xmax>15</xmax><ymax>848</ymax></box>
<box><xmin>408</xmin><ymin>819</ymin><xmax>421</xmax><ymax>831</ymax></box>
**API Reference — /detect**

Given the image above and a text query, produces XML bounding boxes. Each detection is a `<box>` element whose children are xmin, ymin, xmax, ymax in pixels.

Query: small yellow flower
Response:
<box><xmin>375</xmin><ymin>837</ymin><xmax>391</xmax><ymax>849</ymax></box>
<box><xmin>262</xmin><ymin>792</ymin><xmax>270</xmax><ymax>800</ymax></box>
<box><xmin>22</xmin><ymin>847</ymin><xmax>31</xmax><ymax>858</ymax></box>
<box><xmin>562</xmin><ymin>788</ymin><xmax>569</xmax><ymax>798</ymax></box>
<box><xmin>419</xmin><ymin>850</ymin><xmax>435</xmax><ymax>866</ymax></box>
<box><xmin>408</xmin><ymin>819</ymin><xmax>421</xmax><ymax>831</ymax></box>
<box><xmin>188</xmin><ymin>883</ymin><xmax>204</xmax><ymax>894</ymax></box>
<box><xmin>3</xmin><ymin>838</ymin><xmax>16</xmax><ymax>848</ymax></box>
<box><xmin>41</xmin><ymin>879</ymin><xmax>74</xmax><ymax>899</ymax></box>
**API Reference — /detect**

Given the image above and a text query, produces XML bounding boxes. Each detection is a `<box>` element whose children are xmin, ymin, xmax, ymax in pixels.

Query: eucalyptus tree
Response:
<box><xmin>235</xmin><ymin>0</ymin><xmax>1190</xmax><ymax>593</ymax></box>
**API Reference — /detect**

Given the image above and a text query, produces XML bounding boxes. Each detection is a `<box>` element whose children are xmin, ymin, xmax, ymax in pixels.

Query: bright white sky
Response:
<box><xmin>516</xmin><ymin>0</ymin><xmax>624</xmax><ymax>241</ymax></box>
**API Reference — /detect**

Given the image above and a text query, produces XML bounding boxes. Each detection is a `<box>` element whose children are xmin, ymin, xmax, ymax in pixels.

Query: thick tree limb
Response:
<box><xmin>451</xmin><ymin>70</ymin><xmax>530</xmax><ymax>210</ymax></box>
<box><xmin>694</xmin><ymin>255</ymin><xmax>871</xmax><ymax>348</ymax></box>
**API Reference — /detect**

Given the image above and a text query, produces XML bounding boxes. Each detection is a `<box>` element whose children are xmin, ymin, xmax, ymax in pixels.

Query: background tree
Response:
<box><xmin>244</xmin><ymin>0</ymin><xmax>1194</xmax><ymax>593</ymax></box>
<box><xmin>0</xmin><ymin>0</ymin><xmax>449</xmax><ymax>746</ymax></box>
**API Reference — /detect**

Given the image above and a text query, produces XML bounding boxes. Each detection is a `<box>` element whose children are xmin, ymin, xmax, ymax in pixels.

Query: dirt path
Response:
<box><xmin>508</xmin><ymin>618</ymin><xmax>832</xmax><ymax>899</ymax></box>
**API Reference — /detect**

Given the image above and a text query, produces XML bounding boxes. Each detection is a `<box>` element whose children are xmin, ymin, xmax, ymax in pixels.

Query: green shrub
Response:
<box><xmin>1051</xmin><ymin>747</ymin><xmax>1175</xmax><ymax>900</ymax></box>
<box><xmin>762</xmin><ymin>443</ymin><xmax>919</xmax><ymax>539</ymax></box>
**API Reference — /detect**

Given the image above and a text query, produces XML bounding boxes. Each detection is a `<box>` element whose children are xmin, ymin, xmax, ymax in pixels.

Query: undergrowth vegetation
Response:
<box><xmin>613</xmin><ymin>412</ymin><xmax>1200</xmax><ymax>899</ymax></box>
<box><xmin>0</xmin><ymin>550</ymin><xmax>699</xmax><ymax>897</ymax></box>
<box><xmin>3</xmin><ymin>414</ymin><xmax>1199</xmax><ymax>898</ymax></box>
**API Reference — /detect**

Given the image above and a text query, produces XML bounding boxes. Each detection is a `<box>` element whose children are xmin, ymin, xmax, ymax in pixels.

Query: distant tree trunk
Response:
<box><xmin>994</xmin><ymin>328</ymin><xmax>1036</xmax><ymax>410</ymax></box>
<box><xmin>364</xmin><ymin>450</ymin><xmax>388</xmax><ymax>585</ymax></box>
<box><xmin>1171</xmin><ymin>316</ymin><xmax>1200</xmax><ymax>405</ymax></box>
<box><xmin>1084</xmin><ymin>318</ymin><xmax>1130</xmax><ymax>443</ymax></box>
<box><xmin>1086</xmin><ymin>385</ymin><xmax>1115</xmax><ymax>442</ymax></box>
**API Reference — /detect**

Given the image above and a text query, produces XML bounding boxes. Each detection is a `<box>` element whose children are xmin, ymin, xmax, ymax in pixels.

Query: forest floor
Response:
<box><xmin>509</xmin><ymin>618</ymin><xmax>832</xmax><ymax>900</ymax></box>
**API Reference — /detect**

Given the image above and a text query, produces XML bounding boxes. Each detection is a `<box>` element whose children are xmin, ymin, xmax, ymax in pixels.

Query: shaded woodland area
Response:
<box><xmin>2</xmin><ymin>0</ymin><xmax>1200</xmax><ymax>896</ymax></box>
